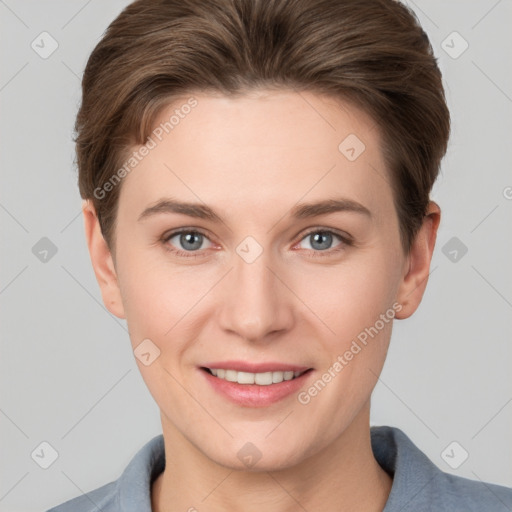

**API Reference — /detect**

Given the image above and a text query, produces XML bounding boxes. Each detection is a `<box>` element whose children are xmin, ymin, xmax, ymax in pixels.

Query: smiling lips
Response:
<box><xmin>200</xmin><ymin>361</ymin><xmax>314</xmax><ymax>407</ymax></box>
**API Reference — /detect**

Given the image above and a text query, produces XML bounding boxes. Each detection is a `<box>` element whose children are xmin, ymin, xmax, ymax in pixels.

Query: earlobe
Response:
<box><xmin>82</xmin><ymin>200</ymin><xmax>126</xmax><ymax>319</ymax></box>
<box><xmin>395</xmin><ymin>201</ymin><xmax>441</xmax><ymax>320</ymax></box>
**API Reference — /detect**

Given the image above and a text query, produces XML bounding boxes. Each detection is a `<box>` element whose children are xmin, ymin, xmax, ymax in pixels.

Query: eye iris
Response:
<box><xmin>180</xmin><ymin>232</ymin><xmax>203</xmax><ymax>251</ymax></box>
<box><xmin>310</xmin><ymin>231</ymin><xmax>332</xmax><ymax>251</ymax></box>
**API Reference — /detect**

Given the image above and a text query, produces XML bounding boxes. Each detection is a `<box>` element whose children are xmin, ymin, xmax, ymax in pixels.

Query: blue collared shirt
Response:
<box><xmin>47</xmin><ymin>426</ymin><xmax>512</xmax><ymax>511</ymax></box>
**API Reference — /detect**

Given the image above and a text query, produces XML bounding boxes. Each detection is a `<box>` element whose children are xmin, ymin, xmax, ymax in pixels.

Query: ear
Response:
<box><xmin>82</xmin><ymin>199</ymin><xmax>126</xmax><ymax>319</ymax></box>
<box><xmin>395</xmin><ymin>201</ymin><xmax>441</xmax><ymax>319</ymax></box>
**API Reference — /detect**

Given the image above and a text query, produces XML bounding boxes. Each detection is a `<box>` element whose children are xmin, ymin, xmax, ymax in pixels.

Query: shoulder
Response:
<box><xmin>45</xmin><ymin>434</ymin><xmax>165</xmax><ymax>512</ymax></box>
<box><xmin>435</xmin><ymin>471</ymin><xmax>512</xmax><ymax>510</ymax></box>
<box><xmin>371</xmin><ymin>425</ymin><xmax>512</xmax><ymax>511</ymax></box>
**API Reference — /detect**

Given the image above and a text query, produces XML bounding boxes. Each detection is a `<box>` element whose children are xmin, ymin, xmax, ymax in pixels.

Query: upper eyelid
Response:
<box><xmin>163</xmin><ymin>227</ymin><xmax>213</xmax><ymax>243</ymax></box>
<box><xmin>299</xmin><ymin>227</ymin><xmax>351</xmax><ymax>241</ymax></box>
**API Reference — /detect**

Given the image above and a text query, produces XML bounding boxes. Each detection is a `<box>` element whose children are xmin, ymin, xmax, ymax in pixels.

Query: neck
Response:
<box><xmin>152</xmin><ymin>404</ymin><xmax>392</xmax><ymax>512</ymax></box>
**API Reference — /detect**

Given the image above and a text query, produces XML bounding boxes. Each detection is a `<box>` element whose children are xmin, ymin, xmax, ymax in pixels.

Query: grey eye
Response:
<box><xmin>299</xmin><ymin>231</ymin><xmax>341</xmax><ymax>251</ymax></box>
<box><xmin>168</xmin><ymin>231</ymin><xmax>211</xmax><ymax>251</ymax></box>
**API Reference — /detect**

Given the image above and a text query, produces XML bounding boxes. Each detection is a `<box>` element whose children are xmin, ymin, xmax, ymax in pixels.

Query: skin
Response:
<box><xmin>83</xmin><ymin>89</ymin><xmax>440</xmax><ymax>512</ymax></box>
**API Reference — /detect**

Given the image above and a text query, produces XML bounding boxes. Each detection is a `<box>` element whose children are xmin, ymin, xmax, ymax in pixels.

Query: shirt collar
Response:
<box><xmin>371</xmin><ymin>425</ymin><xmax>439</xmax><ymax>511</ymax></box>
<box><xmin>117</xmin><ymin>434</ymin><xmax>165</xmax><ymax>511</ymax></box>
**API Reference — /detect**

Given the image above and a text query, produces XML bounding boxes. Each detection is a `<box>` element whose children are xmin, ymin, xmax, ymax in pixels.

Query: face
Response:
<box><xmin>85</xmin><ymin>89</ymin><xmax>437</xmax><ymax>471</ymax></box>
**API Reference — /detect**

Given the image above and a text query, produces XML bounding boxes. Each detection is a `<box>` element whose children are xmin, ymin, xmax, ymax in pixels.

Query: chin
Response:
<box><xmin>203</xmin><ymin>433</ymin><xmax>312</xmax><ymax>473</ymax></box>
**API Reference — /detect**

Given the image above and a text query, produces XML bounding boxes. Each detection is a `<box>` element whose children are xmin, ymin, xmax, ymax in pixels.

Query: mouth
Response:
<box><xmin>199</xmin><ymin>364</ymin><xmax>314</xmax><ymax>407</ymax></box>
<box><xmin>200</xmin><ymin>367</ymin><xmax>312</xmax><ymax>385</ymax></box>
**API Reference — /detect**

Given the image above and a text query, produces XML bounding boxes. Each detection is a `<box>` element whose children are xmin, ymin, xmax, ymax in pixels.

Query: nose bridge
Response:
<box><xmin>217</xmin><ymin>243</ymin><xmax>293</xmax><ymax>341</ymax></box>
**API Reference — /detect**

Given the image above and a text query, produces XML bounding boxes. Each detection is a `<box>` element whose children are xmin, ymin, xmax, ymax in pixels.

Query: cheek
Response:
<box><xmin>114</xmin><ymin>251</ymin><xmax>202</xmax><ymax>406</ymax></box>
<box><xmin>298</xmin><ymin>252</ymin><xmax>401</xmax><ymax>340</ymax></box>
<box><xmin>291</xmin><ymin>255</ymin><xmax>399</xmax><ymax>425</ymax></box>
<box><xmin>115</xmin><ymin>253</ymin><xmax>171</xmax><ymax>359</ymax></box>
<box><xmin>116</xmin><ymin>244</ymin><xmax>209</xmax><ymax>336</ymax></box>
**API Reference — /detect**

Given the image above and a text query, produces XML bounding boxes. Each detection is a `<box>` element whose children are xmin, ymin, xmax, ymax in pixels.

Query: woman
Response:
<box><xmin>48</xmin><ymin>0</ymin><xmax>512</xmax><ymax>510</ymax></box>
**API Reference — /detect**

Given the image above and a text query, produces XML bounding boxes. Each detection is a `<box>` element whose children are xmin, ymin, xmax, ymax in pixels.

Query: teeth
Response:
<box><xmin>208</xmin><ymin>368</ymin><xmax>305</xmax><ymax>385</ymax></box>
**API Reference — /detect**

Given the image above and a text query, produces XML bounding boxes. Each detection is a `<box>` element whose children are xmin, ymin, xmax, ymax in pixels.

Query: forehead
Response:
<box><xmin>117</xmin><ymin>90</ymin><xmax>394</xmax><ymax>223</ymax></box>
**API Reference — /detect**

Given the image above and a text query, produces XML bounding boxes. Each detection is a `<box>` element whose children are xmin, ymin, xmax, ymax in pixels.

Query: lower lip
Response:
<box><xmin>200</xmin><ymin>368</ymin><xmax>313</xmax><ymax>407</ymax></box>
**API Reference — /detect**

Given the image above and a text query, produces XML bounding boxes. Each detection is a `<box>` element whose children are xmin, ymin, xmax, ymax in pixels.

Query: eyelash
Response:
<box><xmin>161</xmin><ymin>227</ymin><xmax>353</xmax><ymax>259</ymax></box>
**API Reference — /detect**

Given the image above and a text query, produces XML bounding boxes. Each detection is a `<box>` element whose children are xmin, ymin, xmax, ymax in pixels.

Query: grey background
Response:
<box><xmin>1</xmin><ymin>1</ymin><xmax>511</xmax><ymax>510</ymax></box>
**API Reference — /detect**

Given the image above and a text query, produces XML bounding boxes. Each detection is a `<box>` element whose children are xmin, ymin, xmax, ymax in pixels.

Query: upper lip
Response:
<box><xmin>201</xmin><ymin>360</ymin><xmax>312</xmax><ymax>373</ymax></box>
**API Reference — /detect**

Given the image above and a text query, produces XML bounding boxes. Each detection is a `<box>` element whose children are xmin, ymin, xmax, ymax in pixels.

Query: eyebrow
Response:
<box><xmin>137</xmin><ymin>197</ymin><xmax>372</xmax><ymax>223</ymax></box>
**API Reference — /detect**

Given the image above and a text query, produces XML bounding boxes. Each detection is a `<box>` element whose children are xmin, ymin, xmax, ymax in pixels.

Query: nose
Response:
<box><xmin>217</xmin><ymin>247</ymin><xmax>295</xmax><ymax>343</ymax></box>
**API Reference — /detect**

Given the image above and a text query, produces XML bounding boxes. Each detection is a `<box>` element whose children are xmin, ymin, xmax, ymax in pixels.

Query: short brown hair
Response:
<box><xmin>75</xmin><ymin>0</ymin><xmax>450</xmax><ymax>253</ymax></box>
